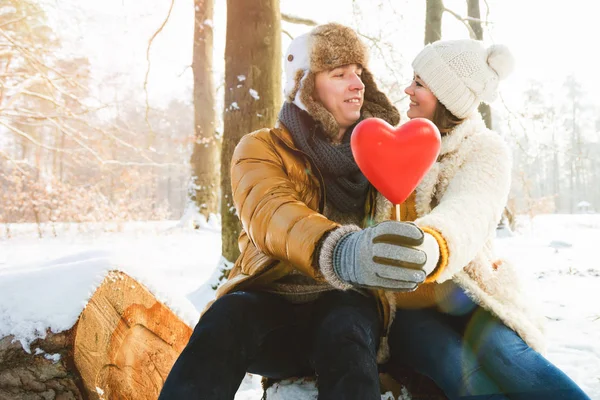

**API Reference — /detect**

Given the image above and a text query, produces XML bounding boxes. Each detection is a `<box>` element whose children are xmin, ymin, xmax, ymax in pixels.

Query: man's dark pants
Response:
<box><xmin>159</xmin><ymin>289</ymin><xmax>382</xmax><ymax>400</ymax></box>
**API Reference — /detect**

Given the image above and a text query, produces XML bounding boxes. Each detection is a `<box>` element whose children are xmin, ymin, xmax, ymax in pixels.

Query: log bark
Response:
<box><xmin>73</xmin><ymin>271</ymin><xmax>192</xmax><ymax>400</ymax></box>
<box><xmin>0</xmin><ymin>330</ymin><xmax>84</xmax><ymax>400</ymax></box>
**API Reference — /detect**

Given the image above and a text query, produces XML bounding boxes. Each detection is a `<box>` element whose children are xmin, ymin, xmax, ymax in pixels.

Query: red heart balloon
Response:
<box><xmin>351</xmin><ymin>118</ymin><xmax>441</xmax><ymax>205</ymax></box>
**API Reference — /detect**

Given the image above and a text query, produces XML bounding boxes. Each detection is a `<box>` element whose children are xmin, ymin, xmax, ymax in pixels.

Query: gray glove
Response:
<box><xmin>332</xmin><ymin>221</ymin><xmax>427</xmax><ymax>291</ymax></box>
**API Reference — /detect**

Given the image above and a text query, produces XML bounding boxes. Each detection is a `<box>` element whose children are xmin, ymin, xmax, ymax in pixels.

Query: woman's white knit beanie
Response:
<box><xmin>412</xmin><ymin>39</ymin><xmax>515</xmax><ymax>119</ymax></box>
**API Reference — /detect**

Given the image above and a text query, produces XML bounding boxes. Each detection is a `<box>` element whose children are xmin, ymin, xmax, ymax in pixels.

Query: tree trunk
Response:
<box><xmin>570</xmin><ymin>87</ymin><xmax>577</xmax><ymax>212</ymax></box>
<box><xmin>59</xmin><ymin>131</ymin><xmax>65</xmax><ymax>182</ymax></box>
<box><xmin>467</xmin><ymin>0</ymin><xmax>492</xmax><ymax>129</ymax></box>
<box><xmin>466</xmin><ymin>0</ymin><xmax>483</xmax><ymax>38</ymax></box>
<box><xmin>190</xmin><ymin>0</ymin><xmax>219</xmax><ymax>218</ymax></box>
<box><xmin>221</xmin><ymin>0</ymin><xmax>281</xmax><ymax>262</ymax></box>
<box><xmin>552</xmin><ymin>129</ymin><xmax>561</xmax><ymax>211</ymax></box>
<box><xmin>425</xmin><ymin>0</ymin><xmax>444</xmax><ymax>44</ymax></box>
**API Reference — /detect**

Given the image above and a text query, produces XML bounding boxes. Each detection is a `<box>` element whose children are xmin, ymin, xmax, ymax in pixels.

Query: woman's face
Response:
<box><xmin>405</xmin><ymin>74</ymin><xmax>438</xmax><ymax>121</ymax></box>
<box><xmin>313</xmin><ymin>63</ymin><xmax>365</xmax><ymax>132</ymax></box>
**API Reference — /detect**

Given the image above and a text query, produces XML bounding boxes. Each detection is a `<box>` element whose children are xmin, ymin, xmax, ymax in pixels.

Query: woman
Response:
<box><xmin>383</xmin><ymin>39</ymin><xmax>590</xmax><ymax>399</ymax></box>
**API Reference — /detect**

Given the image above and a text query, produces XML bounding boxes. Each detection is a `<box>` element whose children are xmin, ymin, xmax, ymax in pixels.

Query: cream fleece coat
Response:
<box><xmin>373</xmin><ymin>113</ymin><xmax>547</xmax><ymax>354</ymax></box>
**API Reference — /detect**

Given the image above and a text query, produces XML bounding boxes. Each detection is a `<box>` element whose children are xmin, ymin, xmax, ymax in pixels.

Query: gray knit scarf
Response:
<box><xmin>278</xmin><ymin>102</ymin><xmax>369</xmax><ymax>214</ymax></box>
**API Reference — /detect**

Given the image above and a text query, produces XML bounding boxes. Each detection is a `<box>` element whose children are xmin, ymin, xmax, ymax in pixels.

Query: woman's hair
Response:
<box><xmin>432</xmin><ymin>100</ymin><xmax>464</xmax><ymax>134</ymax></box>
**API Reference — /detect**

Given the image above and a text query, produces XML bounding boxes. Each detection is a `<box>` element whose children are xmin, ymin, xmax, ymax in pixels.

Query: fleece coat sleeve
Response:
<box><xmin>415</xmin><ymin>131</ymin><xmax>512</xmax><ymax>283</ymax></box>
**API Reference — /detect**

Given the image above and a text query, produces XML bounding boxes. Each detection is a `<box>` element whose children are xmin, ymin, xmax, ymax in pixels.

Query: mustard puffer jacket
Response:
<box><xmin>214</xmin><ymin>123</ymin><xmax>393</xmax><ymax>329</ymax></box>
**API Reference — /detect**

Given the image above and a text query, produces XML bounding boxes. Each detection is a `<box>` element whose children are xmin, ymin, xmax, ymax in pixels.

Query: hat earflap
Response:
<box><xmin>360</xmin><ymin>69</ymin><xmax>400</xmax><ymax>126</ymax></box>
<box><xmin>288</xmin><ymin>69</ymin><xmax>309</xmax><ymax>111</ymax></box>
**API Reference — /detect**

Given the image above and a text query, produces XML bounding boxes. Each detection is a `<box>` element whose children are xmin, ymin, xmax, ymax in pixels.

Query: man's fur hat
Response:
<box><xmin>284</xmin><ymin>23</ymin><xmax>400</xmax><ymax>139</ymax></box>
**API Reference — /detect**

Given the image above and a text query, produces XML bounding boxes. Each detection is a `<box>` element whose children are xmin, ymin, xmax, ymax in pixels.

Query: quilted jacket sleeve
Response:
<box><xmin>230</xmin><ymin>129</ymin><xmax>339</xmax><ymax>279</ymax></box>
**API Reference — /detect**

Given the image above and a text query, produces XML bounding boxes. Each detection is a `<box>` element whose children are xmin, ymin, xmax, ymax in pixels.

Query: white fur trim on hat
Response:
<box><xmin>412</xmin><ymin>39</ymin><xmax>515</xmax><ymax>119</ymax></box>
<box><xmin>284</xmin><ymin>33</ymin><xmax>311</xmax><ymax>111</ymax></box>
<box><xmin>281</xmin><ymin>23</ymin><xmax>399</xmax><ymax>138</ymax></box>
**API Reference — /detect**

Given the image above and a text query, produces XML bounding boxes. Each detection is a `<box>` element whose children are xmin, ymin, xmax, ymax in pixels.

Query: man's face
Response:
<box><xmin>313</xmin><ymin>64</ymin><xmax>365</xmax><ymax>131</ymax></box>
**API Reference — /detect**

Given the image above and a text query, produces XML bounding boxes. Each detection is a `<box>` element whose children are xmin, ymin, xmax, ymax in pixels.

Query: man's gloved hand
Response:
<box><xmin>332</xmin><ymin>221</ymin><xmax>437</xmax><ymax>291</ymax></box>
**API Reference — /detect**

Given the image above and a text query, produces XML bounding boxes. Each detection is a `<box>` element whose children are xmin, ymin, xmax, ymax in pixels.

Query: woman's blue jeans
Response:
<box><xmin>388</xmin><ymin>293</ymin><xmax>590</xmax><ymax>400</ymax></box>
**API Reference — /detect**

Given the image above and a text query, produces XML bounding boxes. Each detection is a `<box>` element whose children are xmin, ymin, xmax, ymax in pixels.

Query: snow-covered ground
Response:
<box><xmin>1</xmin><ymin>214</ymin><xmax>599</xmax><ymax>399</ymax></box>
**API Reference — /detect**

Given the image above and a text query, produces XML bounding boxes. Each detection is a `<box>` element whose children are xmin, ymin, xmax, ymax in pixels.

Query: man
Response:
<box><xmin>159</xmin><ymin>23</ymin><xmax>440</xmax><ymax>400</ymax></box>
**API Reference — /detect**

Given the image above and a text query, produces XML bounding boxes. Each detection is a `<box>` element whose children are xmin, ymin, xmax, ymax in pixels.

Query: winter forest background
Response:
<box><xmin>2</xmin><ymin>0</ymin><xmax>600</xmax><ymax>242</ymax></box>
<box><xmin>1</xmin><ymin>0</ymin><xmax>600</xmax><ymax>399</ymax></box>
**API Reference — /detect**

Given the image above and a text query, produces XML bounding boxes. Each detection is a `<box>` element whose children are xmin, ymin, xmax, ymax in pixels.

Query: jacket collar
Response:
<box><xmin>273</xmin><ymin>120</ymin><xmax>298</xmax><ymax>150</ymax></box>
<box><xmin>439</xmin><ymin>112</ymin><xmax>486</xmax><ymax>156</ymax></box>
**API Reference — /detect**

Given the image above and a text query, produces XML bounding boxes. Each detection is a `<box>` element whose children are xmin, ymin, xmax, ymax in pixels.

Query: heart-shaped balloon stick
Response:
<box><xmin>351</xmin><ymin>117</ymin><xmax>441</xmax><ymax>220</ymax></box>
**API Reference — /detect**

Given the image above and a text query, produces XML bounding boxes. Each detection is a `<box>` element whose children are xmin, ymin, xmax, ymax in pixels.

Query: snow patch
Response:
<box><xmin>44</xmin><ymin>352</ymin><xmax>61</xmax><ymax>363</ymax></box>
<box><xmin>1</xmin><ymin>215</ymin><xmax>598</xmax><ymax>398</ymax></box>
<box><xmin>249</xmin><ymin>88</ymin><xmax>260</xmax><ymax>100</ymax></box>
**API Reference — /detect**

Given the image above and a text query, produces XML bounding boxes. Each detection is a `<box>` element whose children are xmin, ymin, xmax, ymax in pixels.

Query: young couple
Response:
<box><xmin>159</xmin><ymin>23</ymin><xmax>590</xmax><ymax>400</ymax></box>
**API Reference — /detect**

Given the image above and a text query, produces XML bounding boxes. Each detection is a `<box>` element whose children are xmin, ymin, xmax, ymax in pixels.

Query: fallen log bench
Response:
<box><xmin>72</xmin><ymin>270</ymin><xmax>446</xmax><ymax>399</ymax></box>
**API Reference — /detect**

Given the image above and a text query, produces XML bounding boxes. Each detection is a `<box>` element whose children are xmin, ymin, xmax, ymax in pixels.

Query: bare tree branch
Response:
<box><xmin>356</xmin><ymin>30</ymin><xmax>407</xmax><ymax>103</ymax></box>
<box><xmin>100</xmin><ymin>160</ymin><xmax>188</xmax><ymax>168</ymax></box>
<box><xmin>4</xmin><ymin>105</ymin><xmax>103</xmax><ymax>119</ymax></box>
<box><xmin>482</xmin><ymin>0</ymin><xmax>491</xmax><ymax>23</ymax></box>
<box><xmin>0</xmin><ymin>118</ymin><xmax>68</xmax><ymax>153</ymax></box>
<box><xmin>177</xmin><ymin>64</ymin><xmax>192</xmax><ymax>78</ymax></box>
<box><xmin>37</xmin><ymin>73</ymin><xmax>88</xmax><ymax>108</ymax></box>
<box><xmin>0</xmin><ymin>148</ymin><xmax>27</xmax><ymax>174</ymax></box>
<box><xmin>282</xmin><ymin>29</ymin><xmax>293</xmax><ymax>40</ymax></box>
<box><xmin>44</xmin><ymin>117</ymin><xmax>105</xmax><ymax>163</ymax></box>
<box><xmin>443</xmin><ymin>7</ymin><xmax>477</xmax><ymax>38</ymax></box>
<box><xmin>17</xmin><ymin>89</ymin><xmax>62</xmax><ymax>107</ymax></box>
<box><xmin>10</xmin><ymin>111</ymin><xmax>188</xmax><ymax>169</ymax></box>
<box><xmin>0</xmin><ymin>11</ymin><xmax>43</xmax><ymax>29</ymax></box>
<box><xmin>143</xmin><ymin>0</ymin><xmax>175</xmax><ymax>141</ymax></box>
<box><xmin>463</xmin><ymin>16</ymin><xmax>489</xmax><ymax>24</ymax></box>
<box><xmin>0</xmin><ymin>28</ymin><xmax>90</xmax><ymax>95</ymax></box>
<box><xmin>280</xmin><ymin>13</ymin><xmax>317</xmax><ymax>26</ymax></box>
<box><xmin>0</xmin><ymin>74</ymin><xmax>44</xmax><ymax>110</ymax></box>
<box><xmin>1</xmin><ymin>1</ymin><xmax>195</xmax><ymax>223</ymax></box>
<box><xmin>498</xmin><ymin>93</ymin><xmax>530</xmax><ymax>154</ymax></box>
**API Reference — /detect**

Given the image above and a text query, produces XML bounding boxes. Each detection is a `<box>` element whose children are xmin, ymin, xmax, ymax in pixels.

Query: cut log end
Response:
<box><xmin>73</xmin><ymin>271</ymin><xmax>192</xmax><ymax>400</ymax></box>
